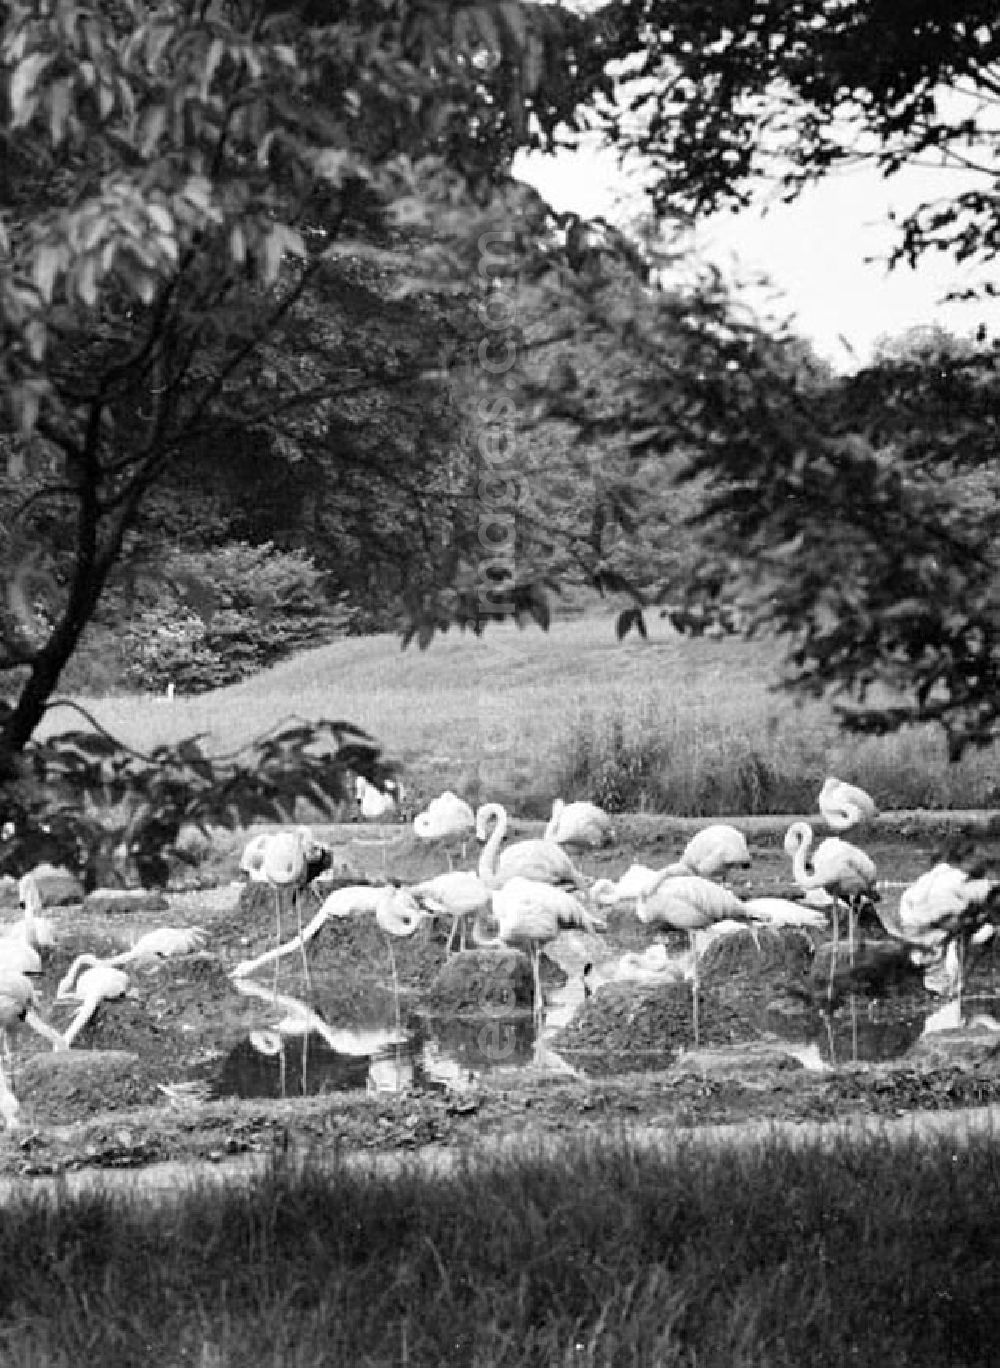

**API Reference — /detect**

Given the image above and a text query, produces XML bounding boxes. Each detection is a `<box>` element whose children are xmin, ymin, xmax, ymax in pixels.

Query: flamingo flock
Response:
<box><xmin>4</xmin><ymin>767</ymin><xmax>1000</xmax><ymax>1126</ymax></box>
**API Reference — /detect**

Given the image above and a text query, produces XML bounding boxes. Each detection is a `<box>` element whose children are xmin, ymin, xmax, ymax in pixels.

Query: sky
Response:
<box><xmin>513</xmin><ymin>137</ymin><xmax>990</xmax><ymax>373</ymax></box>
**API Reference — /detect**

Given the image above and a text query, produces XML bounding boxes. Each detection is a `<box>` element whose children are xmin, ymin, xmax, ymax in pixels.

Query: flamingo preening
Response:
<box><xmin>784</xmin><ymin>820</ymin><xmax>877</xmax><ymax>995</ymax></box>
<box><xmin>818</xmin><ymin>776</ymin><xmax>878</xmax><ymax>832</ymax></box>
<box><xmin>590</xmin><ymin>864</ymin><xmax>662</xmax><ymax>906</ymax></box>
<box><xmin>544</xmin><ymin>799</ymin><xmax>616</xmax><ymax>851</ymax></box>
<box><xmin>356</xmin><ymin>776</ymin><xmax>404</xmax><ymax>820</ymax></box>
<box><xmin>476</xmin><ymin>803</ymin><xmax>589</xmax><ymax>891</ymax></box>
<box><xmin>664</xmin><ymin>823</ymin><xmax>752</xmax><ymax>881</ymax></box>
<box><xmin>874</xmin><ymin>863</ymin><xmax>999</xmax><ymax>1016</ymax></box>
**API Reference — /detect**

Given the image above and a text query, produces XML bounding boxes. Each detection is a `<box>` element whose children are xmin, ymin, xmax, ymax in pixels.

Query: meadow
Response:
<box><xmin>2</xmin><ymin>1130</ymin><xmax>998</xmax><ymax>1366</ymax></box>
<box><xmin>39</xmin><ymin>609</ymin><xmax>1000</xmax><ymax>818</ymax></box>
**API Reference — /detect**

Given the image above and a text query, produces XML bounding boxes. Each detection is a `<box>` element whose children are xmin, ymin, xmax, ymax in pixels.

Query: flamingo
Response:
<box><xmin>740</xmin><ymin>896</ymin><xmax>830</xmax><ymax>930</ymax></box>
<box><xmin>544</xmin><ymin>799</ymin><xmax>616</xmax><ymax>852</ymax></box>
<box><xmin>413</xmin><ymin>791</ymin><xmax>476</xmax><ymax>868</ymax></box>
<box><xmin>636</xmin><ymin>872</ymin><xmax>766</xmax><ymax>1044</ymax></box>
<box><xmin>663</xmin><ymin>823</ymin><xmax>752</xmax><ymax>881</ymax></box>
<box><xmin>476</xmin><ymin>802</ymin><xmax>589</xmax><ymax>891</ymax></box>
<box><xmin>241</xmin><ymin>828</ymin><xmax>331</xmax><ymax>999</ymax></box>
<box><xmin>231</xmin><ymin>883</ymin><xmax>421</xmax><ymax>979</ymax></box>
<box><xmin>7</xmin><ymin>873</ymin><xmax>56</xmax><ymax>954</ymax></box>
<box><xmin>590</xmin><ymin>864</ymin><xmax>662</xmax><ymax>906</ymax></box>
<box><xmin>356</xmin><ymin>776</ymin><xmax>403</xmax><ymax>820</ymax></box>
<box><xmin>472</xmin><ymin>877</ymin><xmax>606</xmax><ymax>1031</ymax></box>
<box><xmin>818</xmin><ymin>776</ymin><xmax>878</xmax><ymax>832</ymax></box>
<box><xmin>874</xmin><ymin>863</ymin><xmax>999</xmax><ymax>1014</ymax></box>
<box><xmin>56</xmin><ymin>928</ymin><xmax>207</xmax><ymax>997</ymax></box>
<box><xmin>408</xmin><ymin>870</ymin><xmax>492</xmax><ymax>952</ymax></box>
<box><xmin>55</xmin><ymin>956</ymin><xmax>130</xmax><ymax>1046</ymax></box>
<box><xmin>784</xmin><ymin>820</ymin><xmax>877</xmax><ymax>994</ymax></box>
<box><xmin>0</xmin><ymin>964</ymin><xmax>68</xmax><ymax>1125</ymax></box>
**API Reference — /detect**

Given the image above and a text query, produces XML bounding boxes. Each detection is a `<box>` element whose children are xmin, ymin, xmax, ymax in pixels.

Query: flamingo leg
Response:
<box><xmin>446</xmin><ymin>917</ymin><xmax>458</xmax><ymax>955</ymax></box>
<box><xmin>532</xmin><ymin>946</ymin><xmax>544</xmax><ymax>1033</ymax></box>
<box><xmin>294</xmin><ymin>890</ymin><xmax>313</xmax><ymax>998</ymax></box>
<box><xmin>850</xmin><ymin>992</ymin><xmax>858</xmax><ymax>1065</ymax></box>
<box><xmin>848</xmin><ymin>899</ymin><xmax>856</xmax><ymax>968</ymax></box>
<box><xmin>689</xmin><ymin>933</ymin><xmax>701</xmax><ymax>1048</ymax></box>
<box><xmin>272</xmin><ymin>886</ymin><xmax>283</xmax><ymax>1004</ymax></box>
<box><xmin>827</xmin><ymin>902</ymin><xmax>841</xmax><ymax>1001</ymax></box>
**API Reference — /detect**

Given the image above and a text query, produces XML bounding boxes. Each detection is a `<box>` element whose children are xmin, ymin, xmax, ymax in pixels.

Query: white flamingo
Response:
<box><xmin>590</xmin><ymin>864</ymin><xmax>662</xmax><ymax>906</ymax></box>
<box><xmin>544</xmin><ymin>799</ymin><xmax>616</xmax><ymax>851</ymax></box>
<box><xmin>0</xmin><ymin>937</ymin><xmax>42</xmax><ymax>977</ymax></box>
<box><xmin>356</xmin><ymin>776</ymin><xmax>403</xmax><ymax>820</ymax></box>
<box><xmin>6</xmin><ymin>873</ymin><xmax>56</xmax><ymax>954</ymax></box>
<box><xmin>818</xmin><ymin>776</ymin><xmax>878</xmax><ymax>831</ymax></box>
<box><xmin>740</xmin><ymin>896</ymin><xmax>830</xmax><ymax>930</ymax></box>
<box><xmin>241</xmin><ymin>828</ymin><xmax>329</xmax><ymax>999</ymax></box>
<box><xmin>56</xmin><ymin>956</ymin><xmax>130</xmax><ymax>1047</ymax></box>
<box><xmin>472</xmin><ymin>876</ymin><xmax>606</xmax><ymax>1030</ymax></box>
<box><xmin>56</xmin><ymin>927</ymin><xmax>207</xmax><ymax>996</ymax></box>
<box><xmin>0</xmin><ymin>964</ymin><xmax>68</xmax><ymax>1125</ymax></box>
<box><xmin>784</xmin><ymin>820</ymin><xmax>877</xmax><ymax>993</ymax></box>
<box><xmin>663</xmin><ymin>823</ymin><xmax>752</xmax><ymax>881</ymax></box>
<box><xmin>413</xmin><ymin>791</ymin><xmax>476</xmax><ymax>868</ymax></box>
<box><xmin>409</xmin><ymin>870</ymin><xmax>492</xmax><ymax>953</ymax></box>
<box><xmin>636</xmin><ymin>872</ymin><xmax>766</xmax><ymax>1044</ymax></box>
<box><xmin>476</xmin><ymin>802</ymin><xmax>589</xmax><ymax>891</ymax></box>
<box><xmin>875</xmin><ymin>863</ymin><xmax>998</xmax><ymax>1013</ymax></box>
<box><xmin>231</xmin><ymin>884</ymin><xmax>421</xmax><ymax>979</ymax></box>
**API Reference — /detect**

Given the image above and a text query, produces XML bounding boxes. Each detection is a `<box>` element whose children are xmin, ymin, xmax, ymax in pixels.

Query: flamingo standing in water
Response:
<box><xmin>784</xmin><ymin>821</ymin><xmax>877</xmax><ymax>994</ymax></box>
<box><xmin>472</xmin><ymin>877</ymin><xmax>606</xmax><ymax>1031</ymax></box>
<box><xmin>241</xmin><ymin>827</ymin><xmax>331</xmax><ymax>999</ymax></box>
<box><xmin>818</xmin><ymin>776</ymin><xmax>878</xmax><ymax>832</ymax></box>
<box><xmin>409</xmin><ymin>870</ymin><xmax>492</xmax><ymax>953</ymax></box>
<box><xmin>635</xmin><ymin>872</ymin><xmax>765</xmax><ymax>1045</ymax></box>
<box><xmin>476</xmin><ymin>802</ymin><xmax>589</xmax><ymax>891</ymax></box>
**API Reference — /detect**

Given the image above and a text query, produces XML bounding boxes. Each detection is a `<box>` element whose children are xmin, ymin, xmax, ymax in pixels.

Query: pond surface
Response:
<box><xmin>213</xmin><ymin>961</ymin><xmax>1000</xmax><ymax>1098</ymax></box>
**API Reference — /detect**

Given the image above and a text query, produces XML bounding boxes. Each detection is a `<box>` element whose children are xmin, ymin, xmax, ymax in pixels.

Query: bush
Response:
<box><xmin>119</xmin><ymin>542</ymin><xmax>340</xmax><ymax>693</ymax></box>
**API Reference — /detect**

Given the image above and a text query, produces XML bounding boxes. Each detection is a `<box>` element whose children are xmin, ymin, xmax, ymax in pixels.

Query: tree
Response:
<box><xmin>523</xmin><ymin>2</ymin><xmax>1000</xmax><ymax>756</ymax></box>
<box><xmin>604</xmin><ymin>0</ymin><xmax>1000</xmax><ymax>283</ymax></box>
<box><xmin>0</xmin><ymin>0</ymin><xmax>624</xmax><ymax>877</ymax></box>
<box><xmin>0</xmin><ymin>0</ymin><xmax>607</xmax><ymax>772</ymax></box>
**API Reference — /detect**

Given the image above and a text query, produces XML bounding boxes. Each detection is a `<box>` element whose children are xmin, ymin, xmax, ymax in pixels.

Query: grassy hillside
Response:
<box><xmin>37</xmin><ymin>609</ymin><xmax>1000</xmax><ymax>816</ymax></box>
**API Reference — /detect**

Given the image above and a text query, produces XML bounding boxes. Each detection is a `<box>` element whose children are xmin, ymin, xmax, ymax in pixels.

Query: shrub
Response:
<box><xmin>119</xmin><ymin>542</ymin><xmax>340</xmax><ymax>693</ymax></box>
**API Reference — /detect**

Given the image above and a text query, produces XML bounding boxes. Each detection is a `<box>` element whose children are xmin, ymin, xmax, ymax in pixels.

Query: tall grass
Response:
<box><xmin>2</xmin><ymin>1131</ymin><xmax>998</xmax><ymax>1365</ymax></box>
<box><xmin>36</xmin><ymin>612</ymin><xmax>1000</xmax><ymax>815</ymax></box>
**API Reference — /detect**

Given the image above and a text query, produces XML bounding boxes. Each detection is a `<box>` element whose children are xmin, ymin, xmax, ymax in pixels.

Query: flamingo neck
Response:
<box><xmin>790</xmin><ymin>826</ymin><xmax>822</xmax><ymax>890</ymax></box>
<box><xmin>477</xmin><ymin>805</ymin><xmax>507</xmax><ymax>886</ymax></box>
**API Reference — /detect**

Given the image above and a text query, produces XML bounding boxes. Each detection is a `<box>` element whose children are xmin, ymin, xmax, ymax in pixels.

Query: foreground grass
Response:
<box><xmin>38</xmin><ymin>612</ymin><xmax>1000</xmax><ymax>815</ymax></box>
<box><xmin>1</xmin><ymin>1131</ymin><xmax>997</xmax><ymax>1366</ymax></box>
